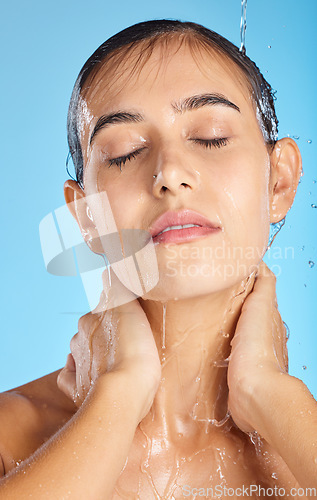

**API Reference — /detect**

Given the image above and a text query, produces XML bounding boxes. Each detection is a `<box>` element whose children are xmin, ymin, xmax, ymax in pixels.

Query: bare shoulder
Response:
<box><xmin>0</xmin><ymin>369</ymin><xmax>77</xmax><ymax>475</ymax></box>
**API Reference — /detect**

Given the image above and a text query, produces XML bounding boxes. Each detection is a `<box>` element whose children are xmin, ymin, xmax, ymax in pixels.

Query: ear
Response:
<box><xmin>269</xmin><ymin>138</ymin><xmax>302</xmax><ymax>223</ymax></box>
<box><xmin>64</xmin><ymin>180</ymin><xmax>100</xmax><ymax>252</ymax></box>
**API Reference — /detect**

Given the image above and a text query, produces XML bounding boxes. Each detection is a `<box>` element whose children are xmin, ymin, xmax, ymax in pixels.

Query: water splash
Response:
<box><xmin>191</xmin><ymin>410</ymin><xmax>231</xmax><ymax>427</ymax></box>
<box><xmin>248</xmin><ymin>431</ymin><xmax>263</xmax><ymax>456</ymax></box>
<box><xmin>309</xmin><ymin>260</ymin><xmax>315</xmax><ymax>268</ymax></box>
<box><xmin>267</xmin><ymin>218</ymin><xmax>286</xmax><ymax>249</ymax></box>
<box><xmin>239</xmin><ymin>0</ymin><xmax>248</xmax><ymax>56</ymax></box>
<box><xmin>283</xmin><ymin>321</ymin><xmax>290</xmax><ymax>340</ymax></box>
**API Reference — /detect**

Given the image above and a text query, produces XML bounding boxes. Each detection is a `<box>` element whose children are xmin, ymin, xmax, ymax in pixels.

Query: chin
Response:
<box><xmin>139</xmin><ymin>256</ymin><xmax>262</xmax><ymax>302</ymax></box>
<box><xmin>139</xmin><ymin>267</ymin><xmax>238</xmax><ymax>302</ymax></box>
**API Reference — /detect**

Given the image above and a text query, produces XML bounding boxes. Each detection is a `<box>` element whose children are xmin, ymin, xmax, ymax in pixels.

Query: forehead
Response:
<box><xmin>80</xmin><ymin>36</ymin><xmax>253</xmax><ymax>117</ymax></box>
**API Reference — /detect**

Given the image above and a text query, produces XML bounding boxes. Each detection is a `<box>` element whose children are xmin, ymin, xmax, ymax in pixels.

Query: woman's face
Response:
<box><xmin>78</xmin><ymin>41</ymin><xmax>274</xmax><ymax>301</ymax></box>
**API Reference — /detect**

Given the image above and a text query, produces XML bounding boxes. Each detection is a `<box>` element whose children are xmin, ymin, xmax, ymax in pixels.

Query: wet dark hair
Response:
<box><xmin>67</xmin><ymin>19</ymin><xmax>278</xmax><ymax>188</ymax></box>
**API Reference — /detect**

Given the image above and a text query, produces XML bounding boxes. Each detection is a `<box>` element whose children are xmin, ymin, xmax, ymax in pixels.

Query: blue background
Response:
<box><xmin>0</xmin><ymin>0</ymin><xmax>316</xmax><ymax>395</ymax></box>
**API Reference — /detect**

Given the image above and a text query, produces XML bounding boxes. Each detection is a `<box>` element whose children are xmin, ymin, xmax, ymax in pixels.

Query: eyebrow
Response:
<box><xmin>89</xmin><ymin>93</ymin><xmax>240</xmax><ymax>145</ymax></box>
<box><xmin>89</xmin><ymin>112</ymin><xmax>143</xmax><ymax>145</ymax></box>
<box><xmin>172</xmin><ymin>93</ymin><xmax>240</xmax><ymax>114</ymax></box>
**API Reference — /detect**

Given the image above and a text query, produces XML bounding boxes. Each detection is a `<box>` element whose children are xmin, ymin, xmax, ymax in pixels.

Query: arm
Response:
<box><xmin>250</xmin><ymin>370</ymin><xmax>317</xmax><ymax>490</ymax></box>
<box><xmin>228</xmin><ymin>260</ymin><xmax>317</xmax><ymax>489</ymax></box>
<box><xmin>0</xmin><ymin>369</ymin><xmax>148</xmax><ymax>499</ymax></box>
<box><xmin>0</xmin><ymin>269</ymin><xmax>161</xmax><ymax>499</ymax></box>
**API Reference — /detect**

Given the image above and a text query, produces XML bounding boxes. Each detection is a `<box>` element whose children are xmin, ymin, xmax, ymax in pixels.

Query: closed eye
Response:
<box><xmin>108</xmin><ymin>147</ymin><xmax>146</xmax><ymax>170</ymax></box>
<box><xmin>190</xmin><ymin>138</ymin><xmax>229</xmax><ymax>149</ymax></box>
<box><xmin>107</xmin><ymin>137</ymin><xmax>229</xmax><ymax>171</ymax></box>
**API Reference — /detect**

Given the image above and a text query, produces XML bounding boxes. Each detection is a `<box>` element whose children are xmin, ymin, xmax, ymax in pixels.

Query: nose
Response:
<box><xmin>152</xmin><ymin>147</ymin><xmax>201</xmax><ymax>198</ymax></box>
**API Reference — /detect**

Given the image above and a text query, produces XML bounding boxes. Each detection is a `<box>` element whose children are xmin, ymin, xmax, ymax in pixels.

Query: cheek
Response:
<box><xmin>104</xmin><ymin>180</ymin><xmax>145</xmax><ymax>230</ymax></box>
<box><xmin>217</xmin><ymin>150</ymin><xmax>271</xmax><ymax>262</ymax></box>
<box><xmin>84</xmin><ymin>153</ymin><xmax>141</xmax><ymax>228</ymax></box>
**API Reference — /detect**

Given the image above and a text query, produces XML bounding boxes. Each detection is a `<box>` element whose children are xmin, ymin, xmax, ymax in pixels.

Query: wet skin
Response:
<box><xmin>0</xmin><ymin>40</ymin><xmax>304</xmax><ymax>498</ymax></box>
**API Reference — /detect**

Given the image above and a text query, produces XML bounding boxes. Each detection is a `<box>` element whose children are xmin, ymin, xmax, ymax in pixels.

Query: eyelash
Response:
<box><xmin>107</xmin><ymin>138</ymin><xmax>229</xmax><ymax>170</ymax></box>
<box><xmin>190</xmin><ymin>138</ymin><xmax>229</xmax><ymax>149</ymax></box>
<box><xmin>108</xmin><ymin>147</ymin><xmax>145</xmax><ymax>171</ymax></box>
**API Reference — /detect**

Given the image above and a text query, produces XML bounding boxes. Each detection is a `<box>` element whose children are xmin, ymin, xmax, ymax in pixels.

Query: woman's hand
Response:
<box><xmin>227</xmin><ymin>260</ymin><xmax>289</xmax><ymax>433</ymax></box>
<box><xmin>57</xmin><ymin>267</ymin><xmax>161</xmax><ymax>421</ymax></box>
<box><xmin>228</xmin><ymin>261</ymin><xmax>317</xmax><ymax>489</ymax></box>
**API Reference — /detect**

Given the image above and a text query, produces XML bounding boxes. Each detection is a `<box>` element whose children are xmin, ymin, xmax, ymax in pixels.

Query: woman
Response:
<box><xmin>0</xmin><ymin>20</ymin><xmax>315</xmax><ymax>499</ymax></box>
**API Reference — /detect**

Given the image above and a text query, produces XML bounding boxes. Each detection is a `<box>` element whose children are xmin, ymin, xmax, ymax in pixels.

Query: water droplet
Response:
<box><xmin>292</xmin><ymin>135</ymin><xmax>300</xmax><ymax>140</ymax></box>
<box><xmin>304</xmin><ymin>284</ymin><xmax>307</xmax><ymax>288</ymax></box>
<box><xmin>239</xmin><ymin>0</ymin><xmax>248</xmax><ymax>55</ymax></box>
<box><xmin>309</xmin><ymin>261</ymin><xmax>315</xmax><ymax>268</ymax></box>
<box><xmin>268</xmin><ymin>218</ymin><xmax>286</xmax><ymax>248</ymax></box>
<box><xmin>313</xmin><ymin>180</ymin><xmax>316</xmax><ymax>184</ymax></box>
<box><xmin>307</xmin><ymin>139</ymin><xmax>312</xmax><ymax>144</ymax></box>
<box><xmin>302</xmin><ymin>365</ymin><xmax>307</xmax><ymax>370</ymax></box>
<box><xmin>311</xmin><ymin>204</ymin><xmax>317</xmax><ymax>208</ymax></box>
<box><xmin>271</xmin><ymin>472</ymin><xmax>278</xmax><ymax>479</ymax></box>
<box><xmin>283</xmin><ymin>321</ymin><xmax>290</xmax><ymax>340</ymax></box>
<box><xmin>162</xmin><ymin>303</ymin><xmax>167</xmax><ymax>349</ymax></box>
<box><xmin>309</xmin><ymin>191</ymin><xmax>311</xmax><ymax>195</ymax></box>
<box><xmin>301</xmin><ymin>245</ymin><xmax>305</xmax><ymax>251</ymax></box>
<box><xmin>268</xmin><ymin>45</ymin><xmax>272</xmax><ymax>49</ymax></box>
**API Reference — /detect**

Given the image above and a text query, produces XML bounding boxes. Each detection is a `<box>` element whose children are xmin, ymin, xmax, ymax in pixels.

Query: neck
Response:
<box><xmin>138</xmin><ymin>272</ymin><xmax>256</xmax><ymax>442</ymax></box>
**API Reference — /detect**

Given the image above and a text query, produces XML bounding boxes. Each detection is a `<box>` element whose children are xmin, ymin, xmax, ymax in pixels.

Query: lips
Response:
<box><xmin>149</xmin><ymin>209</ymin><xmax>221</xmax><ymax>244</ymax></box>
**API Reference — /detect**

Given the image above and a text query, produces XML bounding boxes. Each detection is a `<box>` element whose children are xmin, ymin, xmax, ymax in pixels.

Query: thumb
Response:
<box><xmin>57</xmin><ymin>354</ymin><xmax>80</xmax><ymax>406</ymax></box>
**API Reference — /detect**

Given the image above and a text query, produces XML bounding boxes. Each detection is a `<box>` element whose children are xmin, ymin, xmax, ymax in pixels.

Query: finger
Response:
<box><xmin>94</xmin><ymin>266</ymin><xmax>140</xmax><ymax>313</ymax></box>
<box><xmin>69</xmin><ymin>334</ymin><xmax>79</xmax><ymax>357</ymax></box>
<box><xmin>71</xmin><ymin>320</ymin><xmax>97</xmax><ymax>395</ymax></box>
<box><xmin>231</xmin><ymin>261</ymin><xmax>278</xmax><ymax>357</ymax></box>
<box><xmin>255</xmin><ymin>262</ymin><xmax>288</xmax><ymax>370</ymax></box>
<box><xmin>57</xmin><ymin>359</ymin><xmax>79</xmax><ymax>405</ymax></box>
<box><xmin>65</xmin><ymin>352</ymin><xmax>76</xmax><ymax>372</ymax></box>
<box><xmin>272</xmin><ymin>306</ymin><xmax>289</xmax><ymax>372</ymax></box>
<box><xmin>241</xmin><ymin>261</ymin><xmax>276</xmax><ymax>316</ymax></box>
<box><xmin>254</xmin><ymin>260</ymin><xmax>276</xmax><ymax>295</ymax></box>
